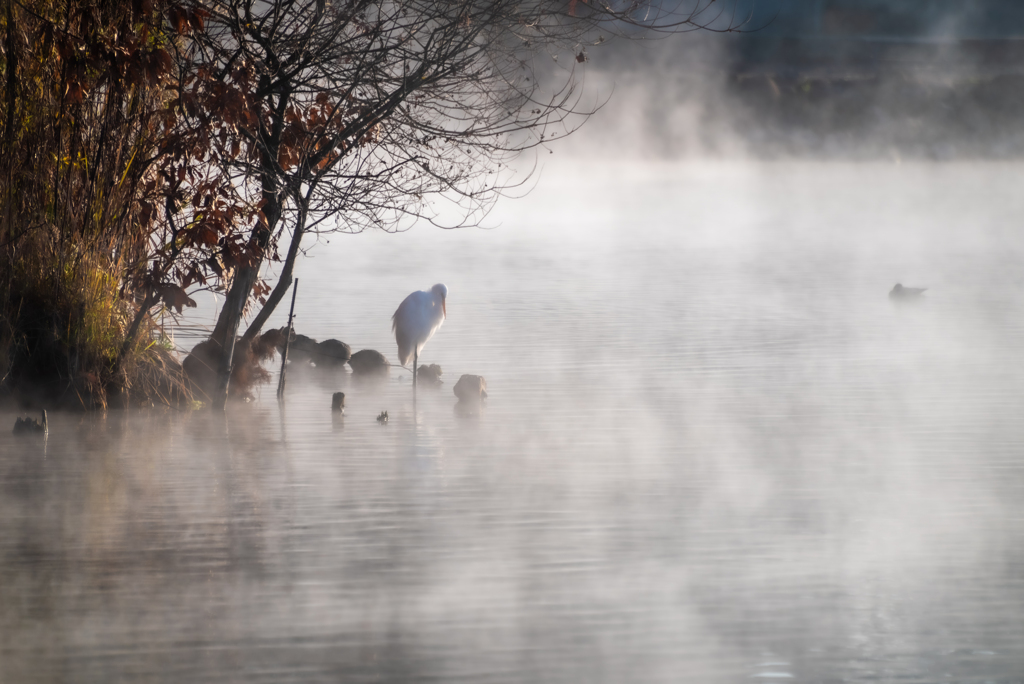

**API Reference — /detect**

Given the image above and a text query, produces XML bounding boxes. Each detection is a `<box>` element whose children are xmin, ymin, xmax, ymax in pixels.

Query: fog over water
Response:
<box><xmin>3</xmin><ymin>154</ymin><xmax>1024</xmax><ymax>682</ymax></box>
<box><xmin>7</xmin><ymin>7</ymin><xmax>1024</xmax><ymax>678</ymax></box>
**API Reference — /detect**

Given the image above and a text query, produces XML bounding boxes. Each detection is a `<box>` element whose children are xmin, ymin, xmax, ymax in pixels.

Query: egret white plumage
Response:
<box><xmin>392</xmin><ymin>283</ymin><xmax>447</xmax><ymax>387</ymax></box>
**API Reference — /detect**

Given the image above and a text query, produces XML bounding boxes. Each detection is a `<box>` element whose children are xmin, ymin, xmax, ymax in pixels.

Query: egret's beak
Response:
<box><xmin>442</xmin><ymin>297</ymin><xmax>447</xmax><ymax>319</ymax></box>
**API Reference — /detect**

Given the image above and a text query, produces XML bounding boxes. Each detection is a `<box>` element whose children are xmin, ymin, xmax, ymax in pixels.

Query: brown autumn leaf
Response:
<box><xmin>152</xmin><ymin>48</ymin><xmax>173</xmax><ymax>77</ymax></box>
<box><xmin>169</xmin><ymin>7</ymin><xmax>189</xmax><ymax>35</ymax></box>
<box><xmin>197</xmin><ymin>226</ymin><xmax>219</xmax><ymax>246</ymax></box>
<box><xmin>187</xmin><ymin>9</ymin><xmax>207</xmax><ymax>32</ymax></box>
<box><xmin>64</xmin><ymin>82</ymin><xmax>85</xmax><ymax>105</ymax></box>
<box><xmin>159</xmin><ymin>285</ymin><xmax>197</xmax><ymax>314</ymax></box>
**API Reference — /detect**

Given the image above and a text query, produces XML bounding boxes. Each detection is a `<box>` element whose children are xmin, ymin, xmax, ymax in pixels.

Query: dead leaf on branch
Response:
<box><xmin>157</xmin><ymin>285</ymin><xmax>197</xmax><ymax>313</ymax></box>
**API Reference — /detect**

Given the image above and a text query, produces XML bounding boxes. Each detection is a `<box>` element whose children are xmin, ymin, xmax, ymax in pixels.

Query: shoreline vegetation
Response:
<box><xmin>0</xmin><ymin>0</ymin><xmax>175</xmax><ymax>410</ymax></box>
<box><xmin>14</xmin><ymin>2</ymin><xmax>1020</xmax><ymax>411</ymax></box>
<box><xmin>1</xmin><ymin>0</ymin><xmax>707</xmax><ymax>410</ymax></box>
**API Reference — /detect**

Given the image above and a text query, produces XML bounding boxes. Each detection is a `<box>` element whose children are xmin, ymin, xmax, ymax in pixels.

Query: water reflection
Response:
<box><xmin>2</xmin><ymin>162</ymin><xmax>1024</xmax><ymax>682</ymax></box>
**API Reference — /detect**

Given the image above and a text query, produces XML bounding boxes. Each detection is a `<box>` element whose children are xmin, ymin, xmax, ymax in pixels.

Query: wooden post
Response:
<box><xmin>277</xmin><ymin>278</ymin><xmax>299</xmax><ymax>400</ymax></box>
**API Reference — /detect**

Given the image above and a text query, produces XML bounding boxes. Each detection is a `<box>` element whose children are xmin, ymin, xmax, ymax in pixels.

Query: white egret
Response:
<box><xmin>392</xmin><ymin>283</ymin><xmax>447</xmax><ymax>387</ymax></box>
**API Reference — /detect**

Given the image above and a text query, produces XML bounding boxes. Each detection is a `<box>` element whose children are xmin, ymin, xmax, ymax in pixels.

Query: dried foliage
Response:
<box><xmin>190</xmin><ymin>0</ymin><xmax>726</xmax><ymax>353</ymax></box>
<box><xmin>0</xmin><ymin>0</ymin><xmax>728</xmax><ymax>407</ymax></box>
<box><xmin>0</xmin><ymin>0</ymin><xmax>184</xmax><ymax>406</ymax></box>
<box><xmin>0</xmin><ymin>0</ymin><xmax>271</xmax><ymax>406</ymax></box>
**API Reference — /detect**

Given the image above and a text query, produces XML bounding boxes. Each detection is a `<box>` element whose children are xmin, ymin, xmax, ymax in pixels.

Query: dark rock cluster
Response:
<box><xmin>266</xmin><ymin>329</ymin><xmax>351</xmax><ymax>367</ymax></box>
<box><xmin>13</xmin><ymin>411</ymin><xmax>47</xmax><ymax>434</ymax></box>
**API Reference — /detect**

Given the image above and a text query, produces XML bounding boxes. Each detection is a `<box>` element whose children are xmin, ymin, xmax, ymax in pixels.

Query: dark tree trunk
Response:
<box><xmin>113</xmin><ymin>292</ymin><xmax>156</xmax><ymax>375</ymax></box>
<box><xmin>240</xmin><ymin>198</ymin><xmax>308</xmax><ymax>346</ymax></box>
<box><xmin>210</xmin><ymin>180</ymin><xmax>282</xmax><ymax>404</ymax></box>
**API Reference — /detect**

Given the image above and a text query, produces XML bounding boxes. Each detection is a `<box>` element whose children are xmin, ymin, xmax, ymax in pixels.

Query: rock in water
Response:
<box><xmin>416</xmin><ymin>364</ymin><xmax>443</xmax><ymax>386</ymax></box>
<box><xmin>182</xmin><ymin>339</ymin><xmax>222</xmax><ymax>398</ymax></box>
<box><xmin>288</xmin><ymin>334</ymin><xmax>319</xmax><ymax>364</ymax></box>
<box><xmin>265</xmin><ymin>328</ymin><xmax>319</xmax><ymax>364</ymax></box>
<box><xmin>454</xmin><ymin>375</ymin><xmax>487</xmax><ymax>403</ymax></box>
<box><xmin>349</xmin><ymin>349</ymin><xmax>390</xmax><ymax>377</ymax></box>
<box><xmin>314</xmin><ymin>339</ymin><xmax>352</xmax><ymax>367</ymax></box>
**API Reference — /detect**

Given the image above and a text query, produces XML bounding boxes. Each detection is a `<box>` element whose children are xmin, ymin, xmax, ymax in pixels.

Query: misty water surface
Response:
<box><xmin>2</xmin><ymin>161</ymin><xmax>1024</xmax><ymax>683</ymax></box>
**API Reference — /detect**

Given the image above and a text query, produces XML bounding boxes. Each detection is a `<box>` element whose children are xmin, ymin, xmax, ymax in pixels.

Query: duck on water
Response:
<box><xmin>890</xmin><ymin>283</ymin><xmax>927</xmax><ymax>301</ymax></box>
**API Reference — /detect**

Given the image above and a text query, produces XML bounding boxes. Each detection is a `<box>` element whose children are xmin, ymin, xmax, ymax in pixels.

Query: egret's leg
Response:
<box><xmin>413</xmin><ymin>347</ymin><xmax>418</xmax><ymax>390</ymax></box>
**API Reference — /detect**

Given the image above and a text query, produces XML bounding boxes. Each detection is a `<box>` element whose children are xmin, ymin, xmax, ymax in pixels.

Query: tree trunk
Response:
<box><xmin>240</xmin><ymin>198</ymin><xmax>308</xmax><ymax>346</ymax></box>
<box><xmin>113</xmin><ymin>291</ymin><xmax>156</xmax><ymax>375</ymax></box>
<box><xmin>210</xmin><ymin>182</ymin><xmax>281</xmax><ymax>401</ymax></box>
<box><xmin>211</xmin><ymin>262</ymin><xmax>261</xmax><ymax>348</ymax></box>
<box><xmin>3</xmin><ymin>0</ymin><xmax>17</xmax><ymax>157</ymax></box>
<box><xmin>211</xmin><ymin>305</ymin><xmax>240</xmax><ymax>410</ymax></box>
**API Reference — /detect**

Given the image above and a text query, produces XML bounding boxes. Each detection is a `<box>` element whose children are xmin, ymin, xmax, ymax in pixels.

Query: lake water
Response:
<box><xmin>3</xmin><ymin>161</ymin><xmax>1024</xmax><ymax>682</ymax></box>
